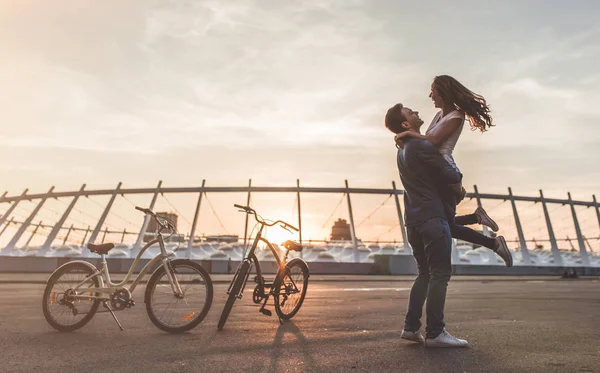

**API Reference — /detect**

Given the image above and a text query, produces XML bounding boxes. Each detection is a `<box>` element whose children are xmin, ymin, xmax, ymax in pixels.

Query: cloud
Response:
<box><xmin>501</xmin><ymin>78</ymin><xmax>578</xmax><ymax>100</ymax></box>
<box><xmin>0</xmin><ymin>0</ymin><xmax>598</xmax><ymax>199</ymax></box>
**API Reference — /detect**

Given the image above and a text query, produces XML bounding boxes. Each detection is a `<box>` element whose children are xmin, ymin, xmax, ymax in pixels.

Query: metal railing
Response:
<box><xmin>1</xmin><ymin>180</ymin><xmax>599</xmax><ymax>266</ymax></box>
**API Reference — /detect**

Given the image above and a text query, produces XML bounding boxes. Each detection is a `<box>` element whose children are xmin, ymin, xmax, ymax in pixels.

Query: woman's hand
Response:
<box><xmin>394</xmin><ymin>132</ymin><xmax>413</xmax><ymax>149</ymax></box>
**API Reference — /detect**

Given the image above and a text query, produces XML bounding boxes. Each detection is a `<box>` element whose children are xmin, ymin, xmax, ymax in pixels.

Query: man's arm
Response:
<box><xmin>415</xmin><ymin>141</ymin><xmax>462</xmax><ymax>185</ymax></box>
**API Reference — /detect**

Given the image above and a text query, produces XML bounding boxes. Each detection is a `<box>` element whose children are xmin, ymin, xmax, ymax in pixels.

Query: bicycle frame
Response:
<box><xmin>227</xmin><ymin>223</ymin><xmax>298</xmax><ymax>299</ymax></box>
<box><xmin>68</xmin><ymin>233</ymin><xmax>182</xmax><ymax>301</ymax></box>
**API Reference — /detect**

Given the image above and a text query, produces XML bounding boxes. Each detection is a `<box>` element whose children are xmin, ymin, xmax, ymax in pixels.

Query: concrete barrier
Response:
<box><xmin>373</xmin><ymin>254</ymin><xmax>600</xmax><ymax>276</ymax></box>
<box><xmin>0</xmin><ymin>257</ymin><xmax>59</xmax><ymax>273</ymax></box>
<box><xmin>5</xmin><ymin>255</ymin><xmax>597</xmax><ymax>276</ymax></box>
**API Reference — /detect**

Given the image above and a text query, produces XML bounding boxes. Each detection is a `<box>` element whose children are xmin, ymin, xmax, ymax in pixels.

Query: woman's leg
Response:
<box><xmin>454</xmin><ymin>214</ymin><xmax>478</xmax><ymax>226</ymax></box>
<box><xmin>454</xmin><ymin>207</ymin><xmax>499</xmax><ymax>232</ymax></box>
<box><xmin>448</xmin><ymin>218</ymin><xmax>513</xmax><ymax>267</ymax></box>
<box><xmin>442</xmin><ymin>193</ymin><xmax>495</xmax><ymax>249</ymax></box>
<box><xmin>448</xmin><ymin>219</ymin><xmax>496</xmax><ymax>250</ymax></box>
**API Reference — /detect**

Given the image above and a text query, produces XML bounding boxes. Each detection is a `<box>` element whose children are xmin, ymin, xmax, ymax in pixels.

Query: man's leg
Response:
<box><xmin>421</xmin><ymin>217</ymin><xmax>453</xmax><ymax>339</ymax></box>
<box><xmin>403</xmin><ymin>225</ymin><xmax>429</xmax><ymax>333</ymax></box>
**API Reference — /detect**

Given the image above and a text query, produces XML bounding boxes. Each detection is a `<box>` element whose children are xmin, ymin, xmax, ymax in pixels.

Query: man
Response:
<box><xmin>385</xmin><ymin>103</ymin><xmax>468</xmax><ymax>347</ymax></box>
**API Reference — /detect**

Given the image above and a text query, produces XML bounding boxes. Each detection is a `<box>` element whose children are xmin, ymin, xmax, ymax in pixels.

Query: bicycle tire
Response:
<box><xmin>42</xmin><ymin>262</ymin><xmax>101</xmax><ymax>332</ymax></box>
<box><xmin>274</xmin><ymin>258</ymin><xmax>309</xmax><ymax>320</ymax></box>
<box><xmin>145</xmin><ymin>259</ymin><xmax>213</xmax><ymax>333</ymax></box>
<box><xmin>217</xmin><ymin>261</ymin><xmax>250</xmax><ymax>331</ymax></box>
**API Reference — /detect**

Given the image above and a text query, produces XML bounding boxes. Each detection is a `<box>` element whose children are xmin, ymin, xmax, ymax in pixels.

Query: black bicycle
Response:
<box><xmin>217</xmin><ymin>204</ymin><xmax>310</xmax><ymax>330</ymax></box>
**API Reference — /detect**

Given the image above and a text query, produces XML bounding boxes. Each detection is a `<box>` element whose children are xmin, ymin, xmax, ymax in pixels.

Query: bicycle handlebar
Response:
<box><xmin>233</xmin><ymin>204</ymin><xmax>299</xmax><ymax>232</ymax></box>
<box><xmin>234</xmin><ymin>204</ymin><xmax>251</xmax><ymax>212</ymax></box>
<box><xmin>135</xmin><ymin>206</ymin><xmax>154</xmax><ymax>216</ymax></box>
<box><xmin>135</xmin><ymin>206</ymin><xmax>173</xmax><ymax>230</ymax></box>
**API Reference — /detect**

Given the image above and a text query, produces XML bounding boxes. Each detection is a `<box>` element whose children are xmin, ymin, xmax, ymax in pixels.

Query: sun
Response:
<box><xmin>264</xmin><ymin>225</ymin><xmax>297</xmax><ymax>248</ymax></box>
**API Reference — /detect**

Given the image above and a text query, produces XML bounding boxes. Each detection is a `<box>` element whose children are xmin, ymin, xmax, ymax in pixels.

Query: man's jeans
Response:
<box><xmin>404</xmin><ymin>217</ymin><xmax>453</xmax><ymax>339</ymax></box>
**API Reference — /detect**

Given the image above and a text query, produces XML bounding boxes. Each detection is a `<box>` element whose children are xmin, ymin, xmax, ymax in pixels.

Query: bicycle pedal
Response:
<box><xmin>260</xmin><ymin>308</ymin><xmax>272</xmax><ymax>316</ymax></box>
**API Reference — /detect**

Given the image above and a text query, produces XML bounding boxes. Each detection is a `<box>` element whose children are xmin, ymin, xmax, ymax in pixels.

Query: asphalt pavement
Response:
<box><xmin>1</xmin><ymin>277</ymin><xmax>599</xmax><ymax>373</ymax></box>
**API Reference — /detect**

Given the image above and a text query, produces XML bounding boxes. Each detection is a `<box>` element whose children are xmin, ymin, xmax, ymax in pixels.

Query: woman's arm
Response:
<box><xmin>394</xmin><ymin>117</ymin><xmax>463</xmax><ymax>148</ymax></box>
<box><xmin>395</xmin><ymin>131</ymin><xmax>425</xmax><ymax>149</ymax></box>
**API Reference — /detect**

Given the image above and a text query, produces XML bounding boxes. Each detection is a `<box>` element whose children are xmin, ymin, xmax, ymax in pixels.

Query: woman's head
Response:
<box><xmin>429</xmin><ymin>75</ymin><xmax>493</xmax><ymax>132</ymax></box>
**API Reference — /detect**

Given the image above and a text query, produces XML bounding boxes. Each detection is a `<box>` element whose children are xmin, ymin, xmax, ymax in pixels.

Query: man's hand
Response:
<box><xmin>450</xmin><ymin>183</ymin><xmax>466</xmax><ymax>204</ymax></box>
<box><xmin>394</xmin><ymin>132</ymin><xmax>410</xmax><ymax>149</ymax></box>
<box><xmin>458</xmin><ymin>186</ymin><xmax>467</xmax><ymax>204</ymax></box>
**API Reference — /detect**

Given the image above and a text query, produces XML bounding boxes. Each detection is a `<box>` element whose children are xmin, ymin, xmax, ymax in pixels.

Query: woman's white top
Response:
<box><xmin>425</xmin><ymin>110</ymin><xmax>465</xmax><ymax>171</ymax></box>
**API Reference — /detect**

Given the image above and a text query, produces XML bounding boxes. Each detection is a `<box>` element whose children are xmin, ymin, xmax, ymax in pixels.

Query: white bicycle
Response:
<box><xmin>42</xmin><ymin>206</ymin><xmax>213</xmax><ymax>333</ymax></box>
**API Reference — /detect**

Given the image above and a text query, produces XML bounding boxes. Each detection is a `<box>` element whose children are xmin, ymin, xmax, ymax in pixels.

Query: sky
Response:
<box><xmin>1</xmin><ymin>0</ymin><xmax>599</xmax><ymax>247</ymax></box>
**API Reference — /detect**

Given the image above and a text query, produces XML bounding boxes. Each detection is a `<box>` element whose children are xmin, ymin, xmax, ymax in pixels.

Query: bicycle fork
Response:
<box><xmin>163</xmin><ymin>258</ymin><xmax>184</xmax><ymax>297</ymax></box>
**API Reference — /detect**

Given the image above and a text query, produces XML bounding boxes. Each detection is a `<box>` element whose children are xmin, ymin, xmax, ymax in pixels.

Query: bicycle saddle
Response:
<box><xmin>281</xmin><ymin>240</ymin><xmax>303</xmax><ymax>252</ymax></box>
<box><xmin>87</xmin><ymin>243</ymin><xmax>115</xmax><ymax>255</ymax></box>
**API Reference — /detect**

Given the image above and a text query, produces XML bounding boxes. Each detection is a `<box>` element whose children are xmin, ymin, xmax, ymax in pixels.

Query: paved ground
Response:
<box><xmin>2</xmin><ymin>277</ymin><xmax>599</xmax><ymax>373</ymax></box>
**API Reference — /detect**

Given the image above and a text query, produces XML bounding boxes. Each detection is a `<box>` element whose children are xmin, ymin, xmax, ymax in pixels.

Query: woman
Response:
<box><xmin>395</xmin><ymin>75</ymin><xmax>513</xmax><ymax>267</ymax></box>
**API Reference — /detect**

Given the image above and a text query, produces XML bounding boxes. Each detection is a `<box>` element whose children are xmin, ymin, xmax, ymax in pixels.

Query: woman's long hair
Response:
<box><xmin>433</xmin><ymin>75</ymin><xmax>493</xmax><ymax>132</ymax></box>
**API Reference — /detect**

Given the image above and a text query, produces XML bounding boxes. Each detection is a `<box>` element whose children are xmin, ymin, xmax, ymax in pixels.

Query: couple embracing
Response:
<box><xmin>385</xmin><ymin>75</ymin><xmax>512</xmax><ymax>348</ymax></box>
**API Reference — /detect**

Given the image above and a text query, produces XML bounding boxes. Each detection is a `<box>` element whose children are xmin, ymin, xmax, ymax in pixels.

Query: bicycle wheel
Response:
<box><xmin>145</xmin><ymin>259</ymin><xmax>213</xmax><ymax>333</ymax></box>
<box><xmin>42</xmin><ymin>262</ymin><xmax>101</xmax><ymax>332</ymax></box>
<box><xmin>217</xmin><ymin>260</ymin><xmax>250</xmax><ymax>331</ymax></box>
<box><xmin>274</xmin><ymin>258</ymin><xmax>309</xmax><ymax>320</ymax></box>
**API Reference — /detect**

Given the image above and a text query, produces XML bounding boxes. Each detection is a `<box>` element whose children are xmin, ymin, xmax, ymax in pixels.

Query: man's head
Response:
<box><xmin>384</xmin><ymin>103</ymin><xmax>424</xmax><ymax>134</ymax></box>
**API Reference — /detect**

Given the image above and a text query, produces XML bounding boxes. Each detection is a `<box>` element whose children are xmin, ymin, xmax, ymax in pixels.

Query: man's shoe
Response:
<box><xmin>425</xmin><ymin>329</ymin><xmax>469</xmax><ymax>348</ymax></box>
<box><xmin>494</xmin><ymin>236</ymin><xmax>513</xmax><ymax>267</ymax></box>
<box><xmin>475</xmin><ymin>206</ymin><xmax>499</xmax><ymax>232</ymax></box>
<box><xmin>401</xmin><ymin>329</ymin><xmax>424</xmax><ymax>343</ymax></box>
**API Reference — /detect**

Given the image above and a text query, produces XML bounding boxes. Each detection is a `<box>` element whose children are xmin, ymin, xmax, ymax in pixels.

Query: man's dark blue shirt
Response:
<box><xmin>397</xmin><ymin>137</ymin><xmax>462</xmax><ymax>227</ymax></box>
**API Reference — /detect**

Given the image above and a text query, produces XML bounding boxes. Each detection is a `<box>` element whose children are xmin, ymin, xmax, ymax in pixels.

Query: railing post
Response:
<box><xmin>0</xmin><ymin>217</ymin><xmax>15</xmax><ymax>239</ymax></box>
<box><xmin>101</xmin><ymin>227</ymin><xmax>108</xmax><ymax>244</ymax></box>
<box><xmin>540</xmin><ymin>190</ymin><xmax>562</xmax><ymax>266</ymax></box>
<box><xmin>473</xmin><ymin>185</ymin><xmax>490</xmax><ymax>237</ymax></box>
<box><xmin>5</xmin><ymin>186</ymin><xmax>55</xmax><ymax>251</ymax></box>
<box><xmin>62</xmin><ymin>224</ymin><xmax>74</xmax><ymax>245</ymax></box>
<box><xmin>243</xmin><ymin>179</ymin><xmax>252</xmax><ymax>247</ymax></box>
<box><xmin>391</xmin><ymin>181</ymin><xmax>410</xmax><ymax>254</ymax></box>
<box><xmin>134</xmin><ymin>180</ymin><xmax>162</xmax><ymax>250</ymax></box>
<box><xmin>297</xmin><ymin>179</ymin><xmax>303</xmax><ymax>259</ymax></box>
<box><xmin>593</xmin><ymin>195</ymin><xmax>600</xmax><ymax>234</ymax></box>
<box><xmin>188</xmin><ymin>179</ymin><xmax>206</xmax><ymax>251</ymax></box>
<box><xmin>24</xmin><ymin>221</ymin><xmax>43</xmax><ymax>248</ymax></box>
<box><xmin>508</xmin><ymin>187</ymin><xmax>531</xmax><ymax>265</ymax></box>
<box><xmin>81</xmin><ymin>226</ymin><xmax>91</xmax><ymax>247</ymax></box>
<box><xmin>451</xmin><ymin>236</ymin><xmax>460</xmax><ymax>265</ymax></box>
<box><xmin>42</xmin><ymin>184</ymin><xmax>86</xmax><ymax>250</ymax></box>
<box><xmin>345</xmin><ymin>180</ymin><xmax>359</xmax><ymax>262</ymax></box>
<box><xmin>88</xmin><ymin>182</ymin><xmax>122</xmax><ymax>244</ymax></box>
<box><xmin>0</xmin><ymin>189</ymin><xmax>28</xmax><ymax>227</ymax></box>
<box><xmin>568</xmin><ymin>192</ymin><xmax>590</xmax><ymax>266</ymax></box>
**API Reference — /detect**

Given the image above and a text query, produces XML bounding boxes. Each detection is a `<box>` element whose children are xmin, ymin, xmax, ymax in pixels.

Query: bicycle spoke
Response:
<box><xmin>276</xmin><ymin>263</ymin><xmax>306</xmax><ymax>316</ymax></box>
<box><xmin>45</xmin><ymin>265</ymin><xmax>99</xmax><ymax>330</ymax></box>
<box><xmin>149</xmin><ymin>263</ymin><xmax>209</xmax><ymax>329</ymax></box>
